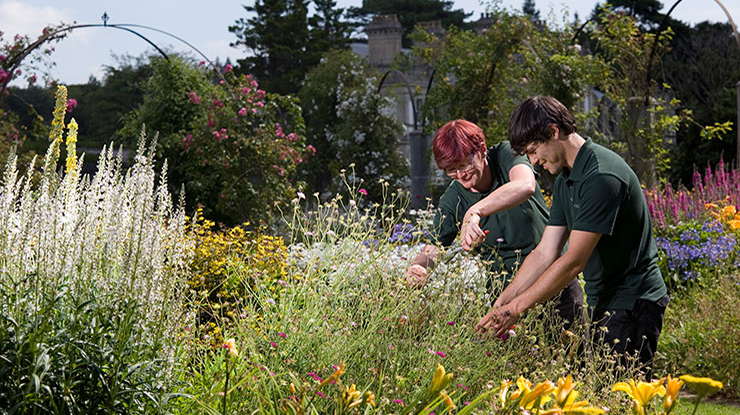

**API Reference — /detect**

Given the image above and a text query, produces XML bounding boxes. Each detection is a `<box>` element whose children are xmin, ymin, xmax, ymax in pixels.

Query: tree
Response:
<box><xmin>413</xmin><ymin>7</ymin><xmax>605</xmax><ymax>145</ymax></box>
<box><xmin>522</xmin><ymin>0</ymin><xmax>540</xmax><ymax>21</ymax></box>
<box><xmin>299</xmin><ymin>49</ymin><xmax>407</xmax><ymax>201</ymax></box>
<box><xmin>347</xmin><ymin>0</ymin><xmax>471</xmax><ymax>47</ymax></box>
<box><xmin>591</xmin><ymin>0</ymin><xmax>666</xmax><ymax>30</ymax></box>
<box><xmin>662</xmin><ymin>21</ymin><xmax>740</xmax><ymax>184</ymax></box>
<box><xmin>229</xmin><ymin>0</ymin><xmax>353</xmax><ymax>96</ymax></box>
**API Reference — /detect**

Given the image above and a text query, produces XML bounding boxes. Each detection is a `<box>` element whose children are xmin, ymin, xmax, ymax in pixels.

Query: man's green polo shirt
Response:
<box><xmin>549</xmin><ymin>139</ymin><xmax>667</xmax><ymax>310</ymax></box>
<box><xmin>430</xmin><ymin>141</ymin><xmax>549</xmax><ymax>278</ymax></box>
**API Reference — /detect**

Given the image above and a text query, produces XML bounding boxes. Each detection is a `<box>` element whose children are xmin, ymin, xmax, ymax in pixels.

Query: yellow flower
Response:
<box><xmin>362</xmin><ymin>391</ymin><xmax>376</xmax><ymax>407</ymax></box>
<box><xmin>440</xmin><ymin>390</ymin><xmax>456</xmax><ymax>410</ymax></box>
<box><xmin>722</xmin><ymin>205</ymin><xmax>737</xmax><ymax>219</ymax></box>
<box><xmin>65</xmin><ymin>118</ymin><xmax>78</xmax><ymax>174</ymax></box>
<box><xmin>223</xmin><ymin>338</ymin><xmax>239</xmax><ymax>357</ymax></box>
<box><xmin>663</xmin><ymin>375</ymin><xmax>684</xmax><ymax>414</ymax></box>
<box><xmin>318</xmin><ymin>362</ymin><xmax>345</xmax><ymax>389</ymax></box>
<box><xmin>679</xmin><ymin>375</ymin><xmax>723</xmax><ymax>398</ymax></box>
<box><xmin>612</xmin><ymin>379</ymin><xmax>665</xmax><ymax>415</ymax></box>
<box><xmin>555</xmin><ymin>375</ymin><xmax>578</xmax><ymax>407</ymax></box>
<box><xmin>429</xmin><ymin>364</ymin><xmax>453</xmax><ymax>396</ymax></box>
<box><xmin>519</xmin><ymin>380</ymin><xmax>555</xmax><ymax>409</ymax></box>
<box><xmin>343</xmin><ymin>383</ymin><xmax>362</xmax><ymax>408</ymax></box>
<box><xmin>498</xmin><ymin>379</ymin><xmax>513</xmax><ymax>406</ymax></box>
<box><xmin>510</xmin><ymin>376</ymin><xmax>532</xmax><ymax>400</ymax></box>
<box><xmin>705</xmin><ymin>203</ymin><xmax>719</xmax><ymax>210</ymax></box>
<box><xmin>728</xmin><ymin>219</ymin><xmax>740</xmax><ymax>231</ymax></box>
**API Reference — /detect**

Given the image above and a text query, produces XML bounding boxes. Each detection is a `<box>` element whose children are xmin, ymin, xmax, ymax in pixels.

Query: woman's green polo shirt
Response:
<box><xmin>548</xmin><ymin>139</ymin><xmax>667</xmax><ymax>310</ymax></box>
<box><xmin>430</xmin><ymin>141</ymin><xmax>549</xmax><ymax>280</ymax></box>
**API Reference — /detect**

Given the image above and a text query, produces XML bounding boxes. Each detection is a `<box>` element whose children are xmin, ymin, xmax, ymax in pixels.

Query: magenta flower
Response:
<box><xmin>183</xmin><ymin>134</ymin><xmax>193</xmax><ymax>149</ymax></box>
<box><xmin>393</xmin><ymin>399</ymin><xmax>405</xmax><ymax>405</ymax></box>
<box><xmin>270</xmin><ymin>341</ymin><xmax>277</xmax><ymax>348</ymax></box>
<box><xmin>224</xmin><ymin>64</ymin><xmax>233</xmax><ymax>73</ymax></box>
<box><xmin>277</xmin><ymin>332</ymin><xmax>287</xmax><ymax>338</ymax></box>
<box><xmin>238</xmin><ymin>107</ymin><xmax>247</xmax><ymax>116</ymax></box>
<box><xmin>447</xmin><ymin>321</ymin><xmax>456</xmax><ymax>325</ymax></box>
<box><xmin>316</xmin><ymin>391</ymin><xmax>326</xmax><ymax>398</ymax></box>
<box><xmin>188</xmin><ymin>91</ymin><xmax>200</xmax><ymax>104</ymax></box>
<box><xmin>306</xmin><ymin>145</ymin><xmax>316</xmax><ymax>155</ymax></box>
<box><xmin>66</xmin><ymin>98</ymin><xmax>77</xmax><ymax>113</ymax></box>
<box><xmin>308</xmin><ymin>372</ymin><xmax>322</xmax><ymax>382</ymax></box>
<box><xmin>436</xmin><ymin>351</ymin><xmax>447</xmax><ymax>358</ymax></box>
<box><xmin>358</xmin><ymin>188</ymin><xmax>368</xmax><ymax>196</ymax></box>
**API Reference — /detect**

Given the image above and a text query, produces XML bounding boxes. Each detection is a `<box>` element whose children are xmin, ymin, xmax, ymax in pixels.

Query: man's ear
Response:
<box><xmin>550</xmin><ymin>124</ymin><xmax>562</xmax><ymax>140</ymax></box>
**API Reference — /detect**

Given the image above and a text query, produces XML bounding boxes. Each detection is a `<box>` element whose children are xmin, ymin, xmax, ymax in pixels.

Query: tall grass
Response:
<box><xmin>0</xmin><ymin>86</ymin><xmax>190</xmax><ymax>413</ymax></box>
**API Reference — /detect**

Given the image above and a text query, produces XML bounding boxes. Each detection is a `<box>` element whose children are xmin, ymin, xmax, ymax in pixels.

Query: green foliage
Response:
<box><xmin>658</xmin><ymin>274</ymin><xmax>740</xmax><ymax>399</ymax></box>
<box><xmin>0</xmin><ymin>287</ymin><xmax>171</xmax><ymax>413</ymax></box>
<box><xmin>589</xmin><ymin>9</ymin><xmax>688</xmax><ymax>186</ymax></box>
<box><xmin>662</xmin><ymin>21</ymin><xmax>740</xmax><ymax>185</ymax></box>
<box><xmin>124</xmin><ymin>56</ymin><xmax>308</xmax><ymax>225</ymax></box>
<box><xmin>300</xmin><ymin>50</ymin><xmax>408</xmax><ymax>201</ymax></box>
<box><xmin>413</xmin><ymin>7</ymin><xmax>606</xmax><ymax>144</ymax></box>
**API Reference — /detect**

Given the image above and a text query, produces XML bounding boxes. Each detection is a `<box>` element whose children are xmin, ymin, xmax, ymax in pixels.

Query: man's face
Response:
<box><xmin>523</xmin><ymin>134</ymin><xmax>565</xmax><ymax>175</ymax></box>
<box><xmin>444</xmin><ymin>151</ymin><xmax>484</xmax><ymax>190</ymax></box>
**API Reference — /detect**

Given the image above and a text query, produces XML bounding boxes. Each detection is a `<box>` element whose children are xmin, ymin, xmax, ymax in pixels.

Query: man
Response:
<box><xmin>407</xmin><ymin>119</ymin><xmax>583</xmax><ymax>328</ymax></box>
<box><xmin>476</xmin><ymin>96</ymin><xmax>668</xmax><ymax>373</ymax></box>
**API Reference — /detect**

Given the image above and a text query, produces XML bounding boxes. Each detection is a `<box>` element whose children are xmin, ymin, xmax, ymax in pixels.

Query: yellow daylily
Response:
<box><xmin>343</xmin><ymin>383</ymin><xmax>362</xmax><ymax>408</ymax></box>
<box><xmin>429</xmin><ymin>364</ymin><xmax>454</xmax><ymax>396</ymax></box>
<box><xmin>519</xmin><ymin>380</ymin><xmax>556</xmax><ymax>409</ymax></box>
<box><xmin>510</xmin><ymin>376</ymin><xmax>533</xmax><ymax>400</ymax></box>
<box><xmin>555</xmin><ymin>375</ymin><xmax>578</xmax><ymax>407</ymax></box>
<box><xmin>498</xmin><ymin>379</ymin><xmax>514</xmax><ymax>407</ymax></box>
<box><xmin>728</xmin><ymin>219</ymin><xmax>740</xmax><ymax>230</ymax></box>
<box><xmin>440</xmin><ymin>390</ymin><xmax>456</xmax><ymax>410</ymax></box>
<box><xmin>722</xmin><ymin>205</ymin><xmax>737</xmax><ymax>219</ymax></box>
<box><xmin>568</xmin><ymin>407</ymin><xmax>607</xmax><ymax>414</ymax></box>
<box><xmin>318</xmin><ymin>362</ymin><xmax>346</xmax><ymax>389</ymax></box>
<box><xmin>362</xmin><ymin>391</ymin><xmax>376</xmax><ymax>407</ymax></box>
<box><xmin>612</xmin><ymin>379</ymin><xmax>665</xmax><ymax>415</ymax></box>
<box><xmin>664</xmin><ymin>375</ymin><xmax>684</xmax><ymax>414</ymax></box>
<box><xmin>679</xmin><ymin>375</ymin><xmax>723</xmax><ymax>398</ymax></box>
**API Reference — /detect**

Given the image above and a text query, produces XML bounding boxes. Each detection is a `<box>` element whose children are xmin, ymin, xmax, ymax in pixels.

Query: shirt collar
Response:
<box><xmin>562</xmin><ymin>138</ymin><xmax>593</xmax><ymax>184</ymax></box>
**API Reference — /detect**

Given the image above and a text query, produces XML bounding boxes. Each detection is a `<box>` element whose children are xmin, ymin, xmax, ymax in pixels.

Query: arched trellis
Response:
<box><xmin>0</xmin><ymin>14</ymin><xmax>224</xmax><ymax>97</ymax></box>
<box><xmin>377</xmin><ymin>69</ymin><xmax>419</xmax><ymax>131</ymax></box>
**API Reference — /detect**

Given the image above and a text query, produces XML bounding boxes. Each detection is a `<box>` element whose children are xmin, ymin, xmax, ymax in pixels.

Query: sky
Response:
<box><xmin>2</xmin><ymin>0</ymin><xmax>739</xmax><ymax>86</ymax></box>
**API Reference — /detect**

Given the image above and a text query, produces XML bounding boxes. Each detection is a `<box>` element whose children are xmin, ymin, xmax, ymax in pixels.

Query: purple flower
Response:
<box><xmin>447</xmin><ymin>321</ymin><xmax>456</xmax><ymax>325</ymax></box>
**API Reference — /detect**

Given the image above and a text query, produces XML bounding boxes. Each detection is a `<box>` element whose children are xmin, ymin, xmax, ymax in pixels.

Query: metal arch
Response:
<box><xmin>377</xmin><ymin>69</ymin><xmax>418</xmax><ymax>131</ymax></box>
<box><xmin>1</xmin><ymin>20</ymin><xmax>230</xmax><ymax>97</ymax></box>
<box><xmin>0</xmin><ymin>23</ymin><xmax>171</xmax><ymax>97</ymax></box>
<box><xmin>645</xmin><ymin>0</ymin><xmax>740</xmax><ymax>105</ymax></box>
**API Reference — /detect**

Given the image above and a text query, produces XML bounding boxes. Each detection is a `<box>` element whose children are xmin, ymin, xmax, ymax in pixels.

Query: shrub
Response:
<box><xmin>0</xmin><ymin>86</ymin><xmax>189</xmax><ymax>412</ymax></box>
<box><xmin>186</xmin><ymin>211</ymin><xmax>294</xmax><ymax>346</ymax></box>
<box><xmin>124</xmin><ymin>56</ymin><xmax>309</xmax><ymax>226</ymax></box>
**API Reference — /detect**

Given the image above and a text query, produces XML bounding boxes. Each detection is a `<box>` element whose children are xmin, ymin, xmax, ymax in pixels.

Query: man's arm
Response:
<box><xmin>461</xmin><ymin>164</ymin><xmax>537</xmax><ymax>251</ymax></box>
<box><xmin>479</xmin><ymin>230</ymin><xmax>601</xmax><ymax>337</ymax></box>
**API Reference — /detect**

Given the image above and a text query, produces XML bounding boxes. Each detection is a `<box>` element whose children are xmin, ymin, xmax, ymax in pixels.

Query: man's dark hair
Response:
<box><xmin>508</xmin><ymin>96</ymin><xmax>577</xmax><ymax>155</ymax></box>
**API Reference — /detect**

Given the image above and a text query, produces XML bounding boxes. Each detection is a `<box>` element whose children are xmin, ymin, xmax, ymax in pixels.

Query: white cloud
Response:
<box><xmin>0</xmin><ymin>1</ymin><xmax>72</xmax><ymax>39</ymax></box>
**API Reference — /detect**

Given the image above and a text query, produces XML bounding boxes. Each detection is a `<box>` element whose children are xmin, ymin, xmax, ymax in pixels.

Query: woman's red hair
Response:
<box><xmin>432</xmin><ymin>119</ymin><xmax>487</xmax><ymax>170</ymax></box>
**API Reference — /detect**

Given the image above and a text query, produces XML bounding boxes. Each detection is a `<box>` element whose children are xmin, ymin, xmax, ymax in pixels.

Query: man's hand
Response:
<box><xmin>461</xmin><ymin>212</ymin><xmax>487</xmax><ymax>251</ymax></box>
<box><xmin>405</xmin><ymin>264</ymin><xmax>428</xmax><ymax>288</ymax></box>
<box><xmin>475</xmin><ymin>303</ymin><xmax>521</xmax><ymax>338</ymax></box>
